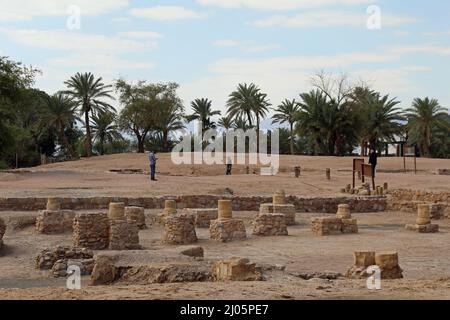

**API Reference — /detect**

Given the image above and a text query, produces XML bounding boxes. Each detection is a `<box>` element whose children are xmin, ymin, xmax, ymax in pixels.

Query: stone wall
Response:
<box><xmin>0</xmin><ymin>195</ymin><xmax>387</xmax><ymax>213</ymax></box>
<box><xmin>109</xmin><ymin>220</ymin><xmax>141</xmax><ymax>250</ymax></box>
<box><xmin>387</xmin><ymin>189</ymin><xmax>450</xmax><ymax>217</ymax></box>
<box><xmin>73</xmin><ymin>213</ymin><xmax>110</xmax><ymax>250</ymax></box>
<box><xmin>36</xmin><ymin>210</ymin><xmax>75</xmax><ymax>234</ymax></box>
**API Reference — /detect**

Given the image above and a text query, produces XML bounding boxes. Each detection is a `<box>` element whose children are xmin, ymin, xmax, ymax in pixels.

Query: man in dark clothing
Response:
<box><xmin>226</xmin><ymin>157</ymin><xmax>232</xmax><ymax>176</ymax></box>
<box><xmin>148</xmin><ymin>151</ymin><xmax>158</xmax><ymax>181</ymax></box>
<box><xmin>369</xmin><ymin>148</ymin><xmax>378</xmax><ymax>178</ymax></box>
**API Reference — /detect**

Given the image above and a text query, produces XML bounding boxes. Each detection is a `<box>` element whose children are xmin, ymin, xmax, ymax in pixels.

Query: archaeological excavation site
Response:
<box><xmin>0</xmin><ymin>154</ymin><xmax>450</xmax><ymax>300</ymax></box>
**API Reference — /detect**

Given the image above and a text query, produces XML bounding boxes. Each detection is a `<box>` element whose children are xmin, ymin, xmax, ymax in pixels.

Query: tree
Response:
<box><xmin>64</xmin><ymin>72</ymin><xmax>115</xmax><ymax>157</ymax></box>
<box><xmin>226</xmin><ymin>83</ymin><xmax>270</xmax><ymax>153</ymax></box>
<box><xmin>360</xmin><ymin>92</ymin><xmax>404</xmax><ymax>151</ymax></box>
<box><xmin>406</xmin><ymin>98</ymin><xmax>450</xmax><ymax>157</ymax></box>
<box><xmin>42</xmin><ymin>93</ymin><xmax>78</xmax><ymax>157</ymax></box>
<box><xmin>91</xmin><ymin>111</ymin><xmax>122</xmax><ymax>155</ymax></box>
<box><xmin>116</xmin><ymin>80</ymin><xmax>184</xmax><ymax>153</ymax></box>
<box><xmin>218</xmin><ymin>115</ymin><xmax>234</xmax><ymax>131</ymax></box>
<box><xmin>272</xmin><ymin>99</ymin><xmax>300</xmax><ymax>155</ymax></box>
<box><xmin>186</xmin><ymin>98</ymin><xmax>221</xmax><ymax>132</ymax></box>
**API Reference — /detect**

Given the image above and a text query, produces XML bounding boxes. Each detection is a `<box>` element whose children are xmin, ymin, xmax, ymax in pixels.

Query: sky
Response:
<box><xmin>1</xmin><ymin>0</ymin><xmax>450</xmax><ymax>129</ymax></box>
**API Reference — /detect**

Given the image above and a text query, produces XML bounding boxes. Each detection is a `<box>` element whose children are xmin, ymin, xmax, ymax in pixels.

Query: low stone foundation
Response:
<box><xmin>125</xmin><ymin>206</ymin><xmax>147</xmax><ymax>229</ymax></box>
<box><xmin>346</xmin><ymin>251</ymin><xmax>403</xmax><ymax>280</ymax></box>
<box><xmin>36</xmin><ymin>210</ymin><xmax>75</xmax><ymax>234</ymax></box>
<box><xmin>212</xmin><ymin>257</ymin><xmax>262</xmax><ymax>281</ymax></box>
<box><xmin>0</xmin><ymin>195</ymin><xmax>387</xmax><ymax>213</ymax></box>
<box><xmin>260</xmin><ymin>204</ymin><xmax>296</xmax><ymax>225</ymax></box>
<box><xmin>186</xmin><ymin>208</ymin><xmax>218</xmax><ymax>228</ymax></box>
<box><xmin>387</xmin><ymin>189</ymin><xmax>450</xmax><ymax>217</ymax></box>
<box><xmin>73</xmin><ymin>212</ymin><xmax>110</xmax><ymax>250</ymax></box>
<box><xmin>36</xmin><ymin>246</ymin><xmax>94</xmax><ymax>277</ymax></box>
<box><xmin>109</xmin><ymin>219</ymin><xmax>141</xmax><ymax>250</ymax></box>
<box><xmin>437</xmin><ymin>169</ymin><xmax>450</xmax><ymax>175</ymax></box>
<box><xmin>311</xmin><ymin>217</ymin><xmax>358</xmax><ymax>236</ymax></box>
<box><xmin>252</xmin><ymin>213</ymin><xmax>288</xmax><ymax>236</ymax></box>
<box><xmin>162</xmin><ymin>214</ymin><xmax>198</xmax><ymax>245</ymax></box>
<box><xmin>0</xmin><ymin>217</ymin><xmax>5</xmax><ymax>250</ymax></box>
<box><xmin>405</xmin><ymin>204</ymin><xmax>439</xmax><ymax>233</ymax></box>
<box><xmin>405</xmin><ymin>224</ymin><xmax>439</xmax><ymax>233</ymax></box>
<box><xmin>210</xmin><ymin>219</ymin><xmax>247</xmax><ymax>243</ymax></box>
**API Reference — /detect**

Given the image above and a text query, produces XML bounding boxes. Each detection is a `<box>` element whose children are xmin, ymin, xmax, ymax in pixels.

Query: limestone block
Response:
<box><xmin>218</xmin><ymin>200</ymin><xmax>233</xmax><ymax>220</ymax></box>
<box><xmin>375</xmin><ymin>251</ymin><xmax>403</xmax><ymax>279</ymax></box>
<box><xmin>180</xmin><ymin>246</ymin><xmax>204</xmax><ymax>258</ymax></box>
<box><xmin>163</xmin><ymin>214</ymin><xmax>198</xmax><ymax>245</ymax></box>
<box><xmin>73</xmin><ymin>212</ymin><xmax>110</xmax><ymax>250</ymax></box>
<box><xmin>108</xmin><ymin>202</ymin><xmax>125</xmax><ymax>220</ymax></box>
<box><xmin>311</xmin><ymin>217</ymin><xmax>343</xmax><ymax>236</ymax></box>
<box><xmin>252</xmin><ymin>213</ymin><xmax>288</xmax><ymax>236</ymax></box>
<box><xmin>35</xmin><ymin>246</ymin><xmax>93</xmax><ymax>270</ymax></box>
<box><xmin>354</xmin><ymin>251</ymin><xmax>376</xmax><ymax>267</ymax></box>
<box><xmin>212</xmin><ymin>257</ymin><xmax>262</xmax><ymax>281</ymax></box>
<box><xmin>36</xmin><ymin>210</ymin><xmax>75</xmax><ymax>234</ymax></box>
<box><xmin>125</xmin><ymin>206</ymin><xmax>147</xmax><ymax>229</ymax></box>
<box><xmin>46</xmin><ymin>197</ymin><xmax>61</xmax><ymax>211</ymax></box>
<box><xmin>341</xmin><ymin>219</ymin><xmax>359</xmax><ymax>234</ymax></box>
<box><xmin>416</xmin><ymin>204</ymin><xmax>431</xmax><ymax>225</ymax></box>
<box><xmin>109</xmin><ymin>219</ymin><xmax>141</xmax><ymax>250</ymax></box>
<box><xmin>91</xmin><ymin>256</ymin><xmax>120</xmax><ymax>285</ymax></box>
<box><xmin>260</xmin><ymin>203</ymin><xmax>296</xmax><ymax>226</ymax></box>
<box><xmin>336</xmin><ymin>204</ymin><xmax>351</xmax><ymax>219</ymax></box>
<box><xmin>273</xmin><ymin>190</ymin><xmax>286</xmax><ymax>205</ymax></box>
<box><xmin>210</xmin><ymin>219</ymin><xmax>247</xmax><ymax>243</ymax></box>
<box><xmin>51</xmin><ymin>258</ymin><xmax>95</xmax><ymax>278</ymax></box>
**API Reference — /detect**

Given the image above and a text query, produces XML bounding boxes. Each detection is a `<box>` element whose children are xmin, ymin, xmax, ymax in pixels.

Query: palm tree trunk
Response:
<box><xmin>84</xmin><ymin>110</ymin><xmax>93</xmax><ymax>157</ymax></box>
<box><xmin>256</xmin><ymin>116</ymin><xmax>260</xmax><ymax>154</ymax></box>
<box><xmin>290</xmin><ymin>123</ymin><xmax>295</xmax><ymax>155</ymax></box>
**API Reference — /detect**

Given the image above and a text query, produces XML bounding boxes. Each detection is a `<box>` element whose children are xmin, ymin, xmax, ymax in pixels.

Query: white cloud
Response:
<box><xmin>197</xmin><ymin>0</ymin><xmax>373</xmax><ymax>11</ymax></box>
<box><xmin>48</xmin><ymin>54</ymin><xmax>154</xmax><ymax>71</ymax></box>
<box><xmin>250</xmin><ymin>10</ymin><xmax>419</xmax><ymax>28</ymax></box>
<box><xmin>0</xmin><ymin>28</ymin><xmax>157</xmax><ymax>54</ymax></box>
<box><xmin>118</xmin><ymin>31</ymin><xmax>163</xmax><ymax>40</ymax></box>
<box><xmin>129</xmin><ymin>6</ymin><xmax>205</xmax><ymax>21</ymax></box>
<box><xmin>0</xmin><ymin>0</ymin><xmax>128</xmax><ymax>21</ymax></box>
<box><xmin>213</xmin><ymin>39</ymin><xmax>240</xmax><ymax>47</ymax></box>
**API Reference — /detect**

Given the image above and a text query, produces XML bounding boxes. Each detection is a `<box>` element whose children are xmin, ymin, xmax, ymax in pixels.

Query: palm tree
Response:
<box><xmin>155</xmin><ymin>104</ymin><xmax>185</xmax><ymax>152</ymax></box>
<box><xmin>233</xmin><ymin>117</ymin><xmax>253</xmax><ymax>131</ymax></box>
<box><xmin>90</xmin><ymin>111</ymin><xmax>122</xmax><ymax>155</ymax></box>
<box><xmin>296</xmin><ymin>90</ymin><xmax>330</xmax><ymax>155</ymax></box>
<box><xmin>405</xmin><ymin>98</ymin><xmax>450</xmax><ymax>157</ymax></box>
<box><xmin>226</xmin><ymin>83</ymin><xmax>270</xmax><ymax>153</ymax></box>
<box><xmin>272</xmin><ymin>99</ymin><xmax>300</xmax><ymax>155</ymax></box>
<box><xmin>186</xmin><ymin>98</ymin><xmax>221</xmax><ymax>132</ymax></box>
<box><xmin>360</xmin><ymin>92</ymin><xmax>404</xmax><ymax>151</ymax></box>
<box><xmin>42</xmin><ymin>93</ymin><xmax>78</xmax><ymax>157</ymax></box>
<box><xmin>218</xmin><ymin>115</ymin><xmax>234</xmax><ymax>131</ymax></box>
<box><xmin>64</xmin><ymin>72</ymin><xmax>115</xmax><ymax>157</ymax></box>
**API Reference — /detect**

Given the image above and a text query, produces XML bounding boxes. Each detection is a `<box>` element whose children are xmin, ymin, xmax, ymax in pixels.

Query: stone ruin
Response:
<box><xmin>162</xmin><ymin>214</ymin><xmax>198</xmax><ymax>245</ymax></box>
<box><xmin>73</xmin><ymin>202</ymin><xmax>141</xmax><ymax>250</ymax></box>
<box><xmin>186</xmin><ymin>208</ymin><xmax>218</xmax><ymax>228</ymax></box>
<box><xmin>259</xmin><ymin>190</ymin><xmax>296</xmax><ymax>226</ymax></box>
<box><xmin>212</xmin><ymin>257</ymin><xmax>262</xmax><ymax>281</ymax></box>
<box><xmin>252</xmin><ymin>213</ymin><xmax>288</xmax><ymax>237</ymax></box>
<box><xmin>405</xmin><ymin>204</ymin><xmax>439</xmax><ymax>233</ymax></box>
<box><xmin>210</xmin><ymin>200</ymin><xmax>247</xmax><ymax>243</ymax></box>
<box><xmin>36</xmin><ymin>198</ymin><xmax>75</xmax><ymax>234</ymax></box>
<box><xmin>125</xmin><ymin>206</ymin><xmax>147</xmax><ymax>230</ymax></box>
<box><xmin>36</xmin><ymin>246</ymin><xmax>94</xmax><ymax>278</ymax></box>
<box><xmin>311</xmin><ymin>204</ymin><xmax>358</xmax><ymax>236</ymax></box>
<box><xmin>346</xmin><ymin>251</ymin><xmax>403</xmax><ymax>280</ymax></box>
<box><xmin>157</xmin><ymin>199</ymin><xmax>178</xmax><ymax>224</ymax></box>
<box><xmin>0</xmin><ymin>217</ymin><xmax>6</xmax><ymax>250</ymax></box>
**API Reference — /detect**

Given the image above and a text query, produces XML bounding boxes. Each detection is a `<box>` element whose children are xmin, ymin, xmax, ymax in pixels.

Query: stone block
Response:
<box><xmin>73</xmin><ymin>212</ymin><xmax>110</xmax><ymax>250</ymax></box>
<box><xmin>212</xmin><ymin>257</ymin><xmax>262</xmax><ymax>281</ymax></box>
<box><xmin>260</xmin><ymin>203</ymin><xmax>296</xmax><ymax>226</ymax></box>
<box><xmin>252</xmin><ymin>213</ymin><xmax>288</xmax><ymax>236</ymax></box>
<box><xmin>125</xmin><ymin>206</ymin><xmax>147</xmax><ymax>229</ymax></box>
<box><xmin>210</xmin><ymin>219</ymin><xmax>247</xmax><ymax>243</ymax></box>
<box><xmin>36</xmin><ymin>210</ymin><xmax>75</xmax><ymax>234</ymax></box>
<box><xmin>163</xmin><ymin>214</ymin><xmax>198</xmax><ymax>245</ymax></box>
<box><xmin>405</xmin><ymin>224</ymin><xmax>439</xmax><ymax>233</ymax></box>
<box><xmin>109</xmin><ymin>219</ymin><xmax>141</xmax><ymax>250</ymax></box>
<box><xmin>311</xmin><ymin>217</ymin><xmax>343</xmax><ymax>236</ymax></box>
<box><xmin>180</xmin><ymin>246</ymin><xmax>204</xmax><ymax>258</ymax></box>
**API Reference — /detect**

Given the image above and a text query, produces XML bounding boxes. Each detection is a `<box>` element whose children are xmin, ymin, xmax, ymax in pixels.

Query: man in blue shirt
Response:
<box><xmin>148</xmin><ymin>151</ymin><xmax>158</xmax><ymax>181</ymax></box>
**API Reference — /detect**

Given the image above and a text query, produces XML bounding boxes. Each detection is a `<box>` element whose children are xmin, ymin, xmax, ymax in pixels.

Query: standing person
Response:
<box><xmin>148</xmin><ymin>150</ymin><xmax>158</xmax><ymax>181</ymax></box>
<box><xmin>226</xmin><ymin>157</ymin><xmax>232</xmax><ymax>176</ymax></box>
<box><xmin>369</xmin><ymin>148</ymin><xmax>378</xmax><ymax>178</ymax></box>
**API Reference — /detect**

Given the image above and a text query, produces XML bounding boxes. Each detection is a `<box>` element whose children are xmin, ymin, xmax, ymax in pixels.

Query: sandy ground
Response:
<box><xmin>1</xmin><ymin>210</ymin><xmax>450</xmax><ymax>300</ymax></box>
<box><xmin>0</xmin><ymin>153</ymin><xmax>449</xmax><ymax>198</ymax></box>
